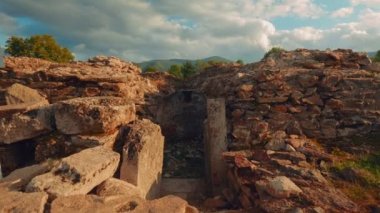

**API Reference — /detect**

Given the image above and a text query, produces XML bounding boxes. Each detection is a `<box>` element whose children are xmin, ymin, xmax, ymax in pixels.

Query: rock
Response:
<box><xmin>203</xmin><ymin>196</ymin><xmax>228</xmax><ymax>210</ymax></box>
<box><xmin>26</xmin><ymin>146</ymin><xmax>120</xmax><ymax>197</ymax></box>
<box><xmin>311</xmin><ymin>207</ymin><xmax>325</xmax><ymax>213</ymax></box>
<box><xmin>34</xmin><ymin>133</ymin><xmax>76</xmax><ymax>163</ymax></box>
<box><xmin>298</xmin><ymin>74</ymin><xmax>319</xmax><ymax>88</ymax></box>
<box><xmin>54</xmin><ymin>97</ymin><xmax>136</xmax><ymax>135</ymax></box>
<box><xmin>237</xmin><ymin>84</ymin><xmax>254</xmax><ymax>99</ymax></box>
<box><xmin>0</xmin><ymin>188</ymin><xmax>48</xmax><ymax>213</ymax></box>
<box><xmin>302</xmin><ymin>94</ymin><xmax>323</xmax><ymax>106</ymax></box>
<box><xmin>257</xmin><ymin>96</ymin><xmax>288</xmax><ymax>104</ymax></box>
<box><xmin>0</xmin><ymin>100</ymin><xmax>50</xmax><ymax>117</ymax></box>
<box><xmin>284</xmin><ymin>144</ymin><xmax>296</xmax><ymax>152</ymax></box>
<box><xmin>3</xmin><ymin>56</ymin><xmax>53</xmax><ymax>74</ymax></box>
<box><xmin>232</xmin><ymin>125</ymin><xmax>251</xmax><ymax>143</ymax></box>
<box><xmin>50</xmin><ymin>194</ymin><xmax>115</xmax><ymax>213</ymax></box>
<box><xmin>133</xmin><ymin>195</ymin><xmax>199</xmax><ymax>213</ymax></box>
<box><xmin>285</xmin><ymin>137</ymin><xmax>307</xmax><ymax>148</ymax></box>
<box><xmin>265</xmin><ymin>176</ymin><xmax>302</xmax><ymax>198</ymax></box>
<box><xmin>71</xmin><ymin>130</ymin><xmax>119</xmax><ymax>149</ymax></box>
<box><xmin>4</xmin><ymin>83</ymin><xmax>48</xmax><ymax>105</ymax></box>
<box><xmin>286</xmin><ymin>121</ymin><xmax>303</xmax><ymax>135</ymax></box>
<box><xmin>0</xmin><ymin>162</ymin><xmax>53</xmax><ymax>190</ymax></box>
<box><xmin>120</xmin><ymin>119</ymin><xmax>164</xmax><ymax>199</ymax></box>
<box><xmin>0</xmin><ymin>106</ymin><xmax>54</xmax><ymax>144</ymax></box>
<box><xmin>326</xmin><ymin>99</ymin><xmax>344</xmax><ymax>110</ymax></box>
<box><xmin>265</xmin><ymin>131</ymin><xmax>287</xmax><ymax>151</ymax></box>
<box><xmin>289</xmin><ymin>207</ymin><xmax>304</xmax><ymax>213</ymax></box>
<box><xmin>96</xmin><ymin>178</ymin><xmax>143</xmax><ymax>198</ymax></box>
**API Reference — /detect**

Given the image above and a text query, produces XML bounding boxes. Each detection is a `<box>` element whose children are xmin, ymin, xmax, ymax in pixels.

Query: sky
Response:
<box><xmin>0</xmin><ymin>0</ymin><xmax>380</xmax><ymax>63</ymax></box>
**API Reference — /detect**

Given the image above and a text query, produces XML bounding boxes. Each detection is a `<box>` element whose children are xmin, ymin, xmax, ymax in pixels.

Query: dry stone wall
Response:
<box><xmin>187</xmin><ymin>49</ymin><xmax>380</xmax><ymax>212</ymax></box>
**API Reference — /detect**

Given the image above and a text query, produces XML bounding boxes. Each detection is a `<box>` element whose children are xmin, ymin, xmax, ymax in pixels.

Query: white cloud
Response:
<box><xmin>331</xmin><ymin>7</ymin><xmax>354</xmax><ymax>18</ymax></box>
<box><xmin>0</xmin><ymin>0</ymin><xmax>325</xmax><ymax>62</ymax></box>
<box><xmin>351</xmin><ymin>0</ymin><xmax>380</xmax><ymax>7</ymax></box>
<box><xmin>0</xmin><ymin>0</ymin><xmax>378</xmax><ymax>62</ymax></box>
<box><xmin>273</xmin><ymin>9</ymin><xmax>380</xmax><ymax>52</ymax></box>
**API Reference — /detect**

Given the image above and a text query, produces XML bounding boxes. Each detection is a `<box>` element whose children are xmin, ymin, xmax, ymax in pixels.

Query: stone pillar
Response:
<box><xmin>204</xmin><ymin>98</ymin><xmax>228</xmax><ymax>195</ymax></box>
<box><xmin>120</xmin><ymin>119</ymin><xmax>165</xmax><ymax>200</ymax></box>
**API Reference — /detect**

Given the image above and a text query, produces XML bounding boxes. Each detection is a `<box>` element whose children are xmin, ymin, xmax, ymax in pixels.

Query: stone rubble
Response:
<box><xmin>0</xmin><ymin>56</ymin><xmax>186</xmax><ymax>212</ymax></box>
<box><xmin>186</xmin><ymin>49</ymin><xmax>379</xmax><ymax>212</ymax></box>
<box><xmin>0</xmin><ymin>49</ymin><xmax>379</xmax><ymax>212</ymax></box>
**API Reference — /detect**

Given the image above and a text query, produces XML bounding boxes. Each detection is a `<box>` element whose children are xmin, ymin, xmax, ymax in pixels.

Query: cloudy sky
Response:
<box><xmin>0</xmin><ymin>0</ymin><xmax>380</xmax><ymax>62</ymax></box>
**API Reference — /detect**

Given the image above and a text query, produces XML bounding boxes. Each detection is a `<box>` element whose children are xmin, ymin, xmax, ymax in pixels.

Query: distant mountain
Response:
<box><xmin>138</xmin><ymin>56</ymin><xmax>231</xmax><ymax>72</ymax></box>
<box><xmin>368</xmin><ymin>52</ymin><xmax>376</xmax><ymax>57</ymax></box>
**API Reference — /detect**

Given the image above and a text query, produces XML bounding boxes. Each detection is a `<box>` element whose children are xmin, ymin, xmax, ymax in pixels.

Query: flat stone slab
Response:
<box><xmin>26</xmin><ymin>146</ymin><xmax>120</xmax><ymax>197</ymax></box>
<box><xmin>0</xmin><ymin>188</ymin><xmax>48</xmax><ymax>213</ymax></box>
<box><xmin>0</xmin><ymin>162</ymin><xmax>53</xmax><ymax>190</ymax></box>
<box><xmin>71</xmin><ymin>130</ymin><xmax>119</xmax><ymax>149</ymax></box>
<box><xmin>96</xmin><ymin>178</ymin><xmax>143</xmax><ymax>197</ymax></box>
<box><xmin>0</xmin><ymin>106</ymin><xmax>54</xmax><ymax>144</ymax></box>
<box><xmin>50</xmin><ymin>194</ymin><xmax>198</xmax><ymax>213</ymax></box>
<box><xmin>4</xmin><ymin>83</ymin><xmax>48</xmax><ymax>105</ymax></box>
<box><xmin>0</xmin><ymin>100</ymin><xmax>49</xmax><ymax>117</ymax></box>
<box><xmin>54</xmin><ymin>97</ymin><xmax>136</xmax><ymax>135</ymax></box>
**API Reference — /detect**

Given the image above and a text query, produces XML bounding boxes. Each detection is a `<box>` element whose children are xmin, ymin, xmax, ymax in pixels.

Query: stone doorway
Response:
<box><xmin>157</xmin><ymin>90</ymin><xmax>207</xmax><ymax>179</ymax></box>
<box><xmin>156</xmin><ymin>91</ymin><xmax>228</xmax><ymax>203</ymax></box>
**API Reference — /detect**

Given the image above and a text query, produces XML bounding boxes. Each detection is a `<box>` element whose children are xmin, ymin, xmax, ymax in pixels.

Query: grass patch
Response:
<box><xmin>331</xmin><ymin>154</ymin><xmax>380</xmax><ymax>205</ymax></box>
<box><xmin>332</xmin><ymin>153</ymin><xmax>380</xmax><ymax>187</ymax></box>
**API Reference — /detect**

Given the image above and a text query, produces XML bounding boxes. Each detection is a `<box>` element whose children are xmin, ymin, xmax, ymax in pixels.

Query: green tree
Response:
<box><xmin>373</xmin><ymin>50</ymin><xmax>380</xmax><ymax>62</ymax></box>
<box><xmin>264</xmin><ymin>47</ymin><xmax>285</xmax><ymax>58</ymax></box>
<box><xmin>181</xmin><ymin>61</ymin><xmax>196</xmax><ymax>78</ymax></box>
<box><xmin>144</xmin><ymin>66</ymin><xmax>158</xmax><ymax>73</ymax></box>
<box><xmin>5</xmin><ymin>35</ymin><xmax>74</xmax><ymax>63</ymax></box>
<box><xmin>168</xmin><ymin>64</ymin><xmax>183</xmax><ymax>78</ymax></box>
<box><xmin>236</xmin><ymin>59</ymin><xmax>244</xmax><ymax>65</ymax></box>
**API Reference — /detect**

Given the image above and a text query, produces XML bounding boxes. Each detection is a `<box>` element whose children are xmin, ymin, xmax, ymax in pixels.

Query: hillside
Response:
<box><xmin>138</xmin><ymin>56</ymin><xmax>231</xmax><ymax>72</ymax></box>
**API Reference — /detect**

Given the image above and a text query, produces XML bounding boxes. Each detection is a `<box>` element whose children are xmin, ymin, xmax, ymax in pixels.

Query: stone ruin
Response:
<box><xmin>0</xmin><ymin>49</ymin><xmax>379</xmax><ymax>213</ymax></box>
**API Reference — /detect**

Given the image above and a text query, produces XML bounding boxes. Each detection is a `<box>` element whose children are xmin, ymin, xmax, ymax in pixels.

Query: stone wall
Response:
<box><xmin>186</xmin><ymin>49</ymin><xmax>380</xmax><ymax>212</ymax></box>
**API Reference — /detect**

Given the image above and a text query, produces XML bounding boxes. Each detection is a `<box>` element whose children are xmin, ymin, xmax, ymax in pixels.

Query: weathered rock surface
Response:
<box><xmin>1</xmin><ymin>56</ymin><xmax>157</xmax><ymax>103</ymax></box>
<box><xmin>0</xmin><ymin>188</ymin><xmax>48</xmax><ymax>213</ymax></box>
<box><xmin>50</xmin><ymin>194</ymin><xmax>124</xmax><ymax>213</ymax></box>
<box><xmin>0</xmin><ymin>162</ymin><xmax>53</xmax><ymax>190</ymax></box>
<box><xmin>51</xmin><ymin>194</ymin><xmax>198</xmax><ymax>213</ymax></box>
<box><xmin>71</xmin><ymin>131</ymin><xmax>119</xmax><ymax>149</ymax></box>
<box><xmin>262</xmin><ymin>176</ymin><xmax>302</xmax><ymax>198</ymax></box>
<box><xmin>120</xmin><ymin>119</ymin><xmax>164</xmax><ymax>199</ymax></box>
<box><xmin>54</xmin><ymin>97</ymin><xmax>135</xmax><ymax>135</ymax></box>
<box><xmin>4</xmin><ymin>83</ymin><xmax>48</xmax><ymax>105</ymax></box>
<box><xmin>26</xmin><ymin>146</ymin><xmax>120</xmax><ymax>197</ymax></box>
<box><xmin>0</xmin><ymin>106</ymin><xmax>54</xmax><ymax>144</ymax></box>
<box><xmin>133</xmin><ymin>195</ymin><xmax>199</xmax><ymax>213</ymax></box>
<box><xmin>96</xmin><ymin>178</ymin><xmax>143</xmax><ymax>198</ymax></box>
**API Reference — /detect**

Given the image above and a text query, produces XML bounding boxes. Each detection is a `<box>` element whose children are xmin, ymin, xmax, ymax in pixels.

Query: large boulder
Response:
<box><xmin>0</xmin><ymin>162</ymin><xmax>53</xmax><ymax>190</ymax></box>
<box><xmin>54</xmin><ymin>97</ymin><xmax>136</xmax><ymax>135</ymax></box>
<box><xmin>120</xmin><ymin>119</ymin><xmax>164</xmax><ymax>199</ymax></box>
<box><xmin>50</xmin><ymin>194</ymin><xmax>198</xmax><ymax>213</ymax></box>
<box><xmin>0</xmin><ymin>106</ymin><xmax>54</xmax><ymax>144</ymax></box>
<box><xmin>257</xmin><ymin>176</ymin><xmax>303</xmax><ymax>199</ymax></box>
<box><xmin>96</xmin><ymin>178</ymin><xmax>143</xmax><ymax>198</ymax></box>
<box><xmin>0</xmin><ymin>188</ymin><xmax>48</xmax><ymax>213</ymax></box>
<box><xmin>4</xmin><ymin>83</ymin><xmax>48</xmax><ymax>105</ymax></box>
<box><xmin>26</xmin><ymin>146</ymin><xmax>120</xmax><ymax>197</ymax></box>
